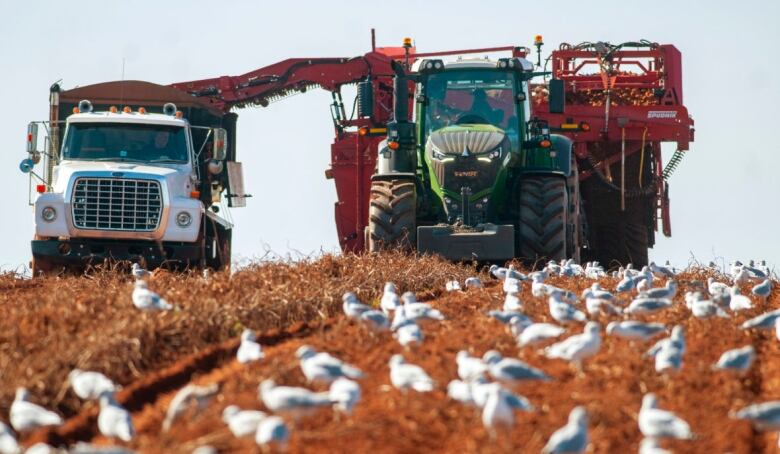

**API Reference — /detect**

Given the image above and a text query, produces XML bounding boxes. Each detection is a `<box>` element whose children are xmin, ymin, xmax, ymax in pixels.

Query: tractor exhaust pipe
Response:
<box><xmin>379</xmin><ymin>61</ymin><xmax>416</xmax><ymax>174</ymax></box>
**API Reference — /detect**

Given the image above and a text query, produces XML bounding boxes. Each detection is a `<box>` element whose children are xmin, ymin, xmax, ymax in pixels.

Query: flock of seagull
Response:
<box><xmin>1</xmin><ymin>259</ymin><xmax>777</xmax><ymax>453</ymax></box>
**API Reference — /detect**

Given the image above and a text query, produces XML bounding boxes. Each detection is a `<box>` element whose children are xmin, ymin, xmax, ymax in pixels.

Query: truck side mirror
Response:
<box><xmin>19</xmin><ymin>158</ymin><xmax>34</xmax><ymax>173</ymax></box>
<box><xmin>212</xmin><ymin>128</ymin><xmax>228</xmax><ymax>160</ymax></box>
<box><xmin>27</xmin><ymin>123</ymin><xmax>38</xmax><ymax>153</ymax></box>
<box><xmin>548</xmin><ymin>79</ymin><xmax>565</xmax><ymax>114</ymax></box>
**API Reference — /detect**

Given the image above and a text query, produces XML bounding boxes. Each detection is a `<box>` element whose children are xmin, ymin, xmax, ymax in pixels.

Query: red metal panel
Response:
<box><xmin>330</xmin><ymin>133</ymin><xmax>381</xmax><ymax>252</ymax></box>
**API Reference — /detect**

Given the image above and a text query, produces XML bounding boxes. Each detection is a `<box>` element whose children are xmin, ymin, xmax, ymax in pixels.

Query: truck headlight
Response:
<box><xmin>176</xmin><ymin>211</ymin><xmax>192</xmax><ymax>227</ymax></box>
<box><xmin>41</xmin><ymin>206</ymin><xmax>57</xmax><ymax>222</ymax></box>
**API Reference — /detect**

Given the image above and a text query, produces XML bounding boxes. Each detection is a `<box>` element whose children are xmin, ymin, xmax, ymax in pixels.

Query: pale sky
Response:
<box><xmin>1</xmin><ymin>0</ymin><xmax>778</xmax><ymax>271</ymax></box>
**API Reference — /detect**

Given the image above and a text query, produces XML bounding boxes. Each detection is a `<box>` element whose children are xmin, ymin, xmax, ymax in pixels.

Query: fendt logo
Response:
<box><xmin>647</xmin><ymin>111</ymin><xmax>677</xmax><ymax>119</ymax></box>
<box><xmin>454</xmin><ymin>170</ymin><xmax>478</xmax><ymax>178</ymax></box>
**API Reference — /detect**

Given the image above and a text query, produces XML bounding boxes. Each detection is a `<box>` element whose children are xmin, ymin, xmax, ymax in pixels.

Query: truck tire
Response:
<box><xmin>206</xmin><ymin>227</ymin><xmax>232</xmax><ymax>271</ymax></box>
<box><xmin>516</xmin><ymin>176</ymin><xmax>568</xmax><ymax>263</ymax></box>
<box><xmin>368</xmin><ymin>180</ymin><xmax>416</xmax><ymax>252</ymax></box>
<box><xmin>31</xmin><ymin>256</ymin><xmax>56</xmax><ymax>278</ymax></box>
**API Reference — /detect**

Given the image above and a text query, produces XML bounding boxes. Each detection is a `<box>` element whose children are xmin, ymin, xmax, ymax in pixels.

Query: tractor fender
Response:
<box><xmin>550</xmin><ymin>134</ymin><xmax>573</xmax><ymax>177</ymax></box>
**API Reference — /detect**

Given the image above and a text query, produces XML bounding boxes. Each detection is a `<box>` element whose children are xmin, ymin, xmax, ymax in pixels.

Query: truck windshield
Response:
<box><xmin>62</xmin><ymin>123</ymin><xmax>188</xmax><ymax>163</ymax></box>
<box><xmin>424</xmin><ymin>70</ymin><xmax>518</xmax><ymax>137</ymax></box>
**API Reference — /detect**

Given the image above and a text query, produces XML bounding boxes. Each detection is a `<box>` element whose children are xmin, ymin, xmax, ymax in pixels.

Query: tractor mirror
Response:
<box><xmin>548</xmin><ymin>79</ymin><xmax>565</xmax><ymax>114</ymax></box>
<box><xmin>212</xmin><ymin>128</ymin><xmax>228</xmax><ymax>160</ymax></box>
<box><xmin>27</xmin><ymin>122</ymin><xmax>38</xmax><ymax>153</ymax></box>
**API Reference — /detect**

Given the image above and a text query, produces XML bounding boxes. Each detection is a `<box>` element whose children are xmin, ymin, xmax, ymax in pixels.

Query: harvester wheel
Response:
<box><xmin>566</xmin><ymin>158</ymin><xmax>583</xmax><ymax>263</ymax></box>
<box><xmin>368</xmin><ymin>180</ymin><xmax>416</xmax><ymax>252</ymax></box>
<box><xmin>591</xmin><ymin>221</ymin><xmax>648</xmax><ymax>269</ymax></box>
<box><xmin>516</xmin><ymin>176</ymin><xmax>568</xmax><ymax>263</ymax></box>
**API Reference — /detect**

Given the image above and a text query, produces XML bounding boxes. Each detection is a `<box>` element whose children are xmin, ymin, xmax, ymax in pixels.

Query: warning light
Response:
<box><xmin>358</xmin><ymin>127</ymin><xmax>368</xmax><ymax>136</ymax></box>
<box><xmin>138</xmin><ymin>107</ymin><xmax>147</xmax><ymax>114</ymax></box>
<box><xmin>109</xmin><ymin>106</ymin><xmax>118</xmax><ymax>113</ymax></box>
<box><xmin>534</xmin><ymin>35</ymin><xmax>544</xmax><ymax>45</ymax></box>
<box><xmin>122</xmin><ymin>106</ymin><xmax>132</xmax><ymax>113</ymax></box>
<box><xmin>403</xmin><ymin>37</ymin><xmax>413</xmax><ymax>48</ymax></box>
<box><xmin>580</xmin><ymin>121</ymin><xmax>591</xmax><ymax>132</ymax></box>
<box><xmin>72</xmin><ymin>107</ymin><xmax>80</xmax><ymax>114</ymax></box>
<box><xmin>175</xmin><ymin>111</ymin><xmax>183</xmax><ymax>118</ymax></box>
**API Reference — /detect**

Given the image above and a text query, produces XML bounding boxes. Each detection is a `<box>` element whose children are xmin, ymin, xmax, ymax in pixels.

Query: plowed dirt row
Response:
<box><xmin>29</xmin><ymin>270</ymin><xmax>780</xmax><ymax>453</ymax></box>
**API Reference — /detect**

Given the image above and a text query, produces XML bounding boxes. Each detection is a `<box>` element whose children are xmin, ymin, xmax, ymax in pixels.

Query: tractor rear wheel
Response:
<box><xmin>591</xmin><ymin>221</ymin><xmax>648</xmax><ymax>269</ymax></box>
<box><xmin>515</xmin><ymin>176</ymin><xmax>568</xmax><ymax>263</ymax></box>
<box><xmin>367</xmin><ymin>180</ymin><xmax>416</xmax><ymax>252</ymax></box>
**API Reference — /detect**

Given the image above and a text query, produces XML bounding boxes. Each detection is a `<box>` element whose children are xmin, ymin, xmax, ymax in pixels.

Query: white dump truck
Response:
<box><xmin>21</xmin><ymin>81</ymin><xmax>246</xmax><ymax>275</ymax></box>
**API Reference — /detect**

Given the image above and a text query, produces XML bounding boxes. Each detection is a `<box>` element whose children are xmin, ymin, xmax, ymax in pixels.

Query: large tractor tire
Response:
<box><xmin>515</xmin><ymin>176</ymin><xmax>568</xmax><ymax>263</ymax></box>
<box><xmin>591</xmin><ymin>221</ymin><xmax>648</xmax><ymax>269</ymax></box>
<box><xmin>367</xmin><ymin>179</ymin><xmax>416</xmax><ymax>252</ymax></box>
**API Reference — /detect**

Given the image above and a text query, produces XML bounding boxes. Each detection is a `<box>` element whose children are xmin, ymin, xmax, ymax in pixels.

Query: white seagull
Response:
<box><xmin>69</xmin><ymin>369</ymin><xmax>119</xmax><ymax>401</ymax></box>
<box><xmin>638</xmin><ymin>393</ymin><xmax>693</xmax><ymax>440</ymax></box>
<box><xmin>516</xmin><ymin>323</ymin><xmax>565</xmax><ymax>347</ymax></box>
<box><xmin>9</xmin><ymin>388</ymin><xmax>62</xmax><ymax>432</ymax></box>
<box><xmin>713</xmin><ymin>345</ymin><xmax>755</xmax><ymax>372</ymax></box>
<box><xmin>222</xmin><ymin>405</ymin><xmax>267</xmax><ymax>438</ymax></box>
<box><xmin>548</xmin><ymin>294</ymin><xmax>587</xmax><ymax>324</ymax></box>
<box><xmin>162</xmin><ymin>383</ymin><xmax>219</xmax><ymax>432</ymax></box>
<box><xmin>606</xmin><ymin>321</ymin><xmax>667</xmax><ymax>341</ymax></box>
<box><xmin>255</xmin><ymin>416</ymin><xmax>289</xmax><ymax>451</ymax></box>
<box><xmin>483</xmin><ymin>350</ymin><xmax>550</xmax><ymax>382</ymax></box>
<box><xmin>237</xmin><ymin>329</ymin><xmax>264</xmax><ymax>364</ymax></box>
<box><xmin>543</xmin><ymin>322</ymin><xmax>601</xmax><ymax>370</ymax></box>
<box><xmin>542</xmin><ymin>406</ymin><xmax>589</xmax><ymax>454</ymax></box>
<box><xmin>132</xmin><ymin>280</ymin><xmax>172</xmax><ymax>311</ymax></box>
<box><xmin>0</xmin><ymin>422</ymin><xmax>19</xmax><ymax>454</ymax></box>
<box><xmin>380</xmin><ymin>282</ymin><xmax>401</xmax><ymax>314</ymax></box>
<box><xmin>389</xmin><ymin>354</ymin><xmax>435</xmax><ymax>392</ymax></box>
<box><xmin>296</xmin><ymin>345</ymin><xmax>364</xmax><ymax>384</ymax></box>
<box><xmin>456</xmin><ymin>351</ymin><xmax>489</xmax><ymax>382</ymax></box>
<box><xmin>329</xmin><ymin>377</ymin><xmax>361</xmax><ymax>415</ymax></box>
<box><xmin>258</xmin><ymin>380</ymin><xmax>332</xmax><ymax>417</ymax></box>
<box><xmin>97</xmin><ymin>392</ymin><xmax>134</xmax><ymax>442</ymax></box>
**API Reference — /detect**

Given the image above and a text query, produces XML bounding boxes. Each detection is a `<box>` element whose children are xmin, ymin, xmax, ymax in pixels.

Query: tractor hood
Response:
<box><xmin>426</xmin><ymin>124</ymin><xmax>509</xmax><ymax>224</ymax></box>
<box><xmin>428</xmin><ymin>124</ymin><xmax>505</xmax><ymax>156</ymax></box>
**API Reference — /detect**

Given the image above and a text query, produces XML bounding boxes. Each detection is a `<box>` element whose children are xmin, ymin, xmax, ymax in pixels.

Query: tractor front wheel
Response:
<box><xmin>367</xmin><ymin>180</ymin><xmax>416</xmax><ymax>252</ymax></box>
<box><xmin>515</xmin><ymin>176</ymin><xmax>568</xmax><ymax>263</ymax></box>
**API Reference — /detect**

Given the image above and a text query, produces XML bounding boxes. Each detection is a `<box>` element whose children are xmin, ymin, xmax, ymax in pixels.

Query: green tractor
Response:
<box><xmin>367</xmin><ymin>57</ymin><xmax>580</xmax><ymax>262</ymax></box>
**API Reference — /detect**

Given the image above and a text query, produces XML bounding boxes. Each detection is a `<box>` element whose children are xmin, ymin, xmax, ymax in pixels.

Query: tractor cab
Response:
<box><xmin>412</xmin><ymin>58</ymin><xmax>534</xmax><ymax>225</ymax></box>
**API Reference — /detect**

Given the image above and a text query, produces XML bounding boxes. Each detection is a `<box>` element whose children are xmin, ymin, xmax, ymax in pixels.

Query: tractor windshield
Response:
<box><xmin>424</xmin><ymin>70</ymin><xmax>518</xmax><ymax>138</ymax></box>
<box><xmin>62</xmin><ymin>122</ymin><xmax>189</xmax><ymax>163</ymax></box>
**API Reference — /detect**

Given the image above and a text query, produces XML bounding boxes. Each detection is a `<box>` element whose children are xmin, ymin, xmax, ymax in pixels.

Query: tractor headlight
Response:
<box><xmin>488</xmin><ymin>147</ymin><xmax>502</xmax><ymax>160</ymax></box>
<box><xmin>41</xmin><ymin>206</ymin><xmax>56</xmax><ymax>222</ymax></box>
<box><xmin>431</xmin><ymin>144</ymin><xmax>446</xmax><ymax>160</ymax></box>
<box><xmin>176</xmin><ymin>211</ymin><xmax>192</xmax><ymax>227</ymax></box>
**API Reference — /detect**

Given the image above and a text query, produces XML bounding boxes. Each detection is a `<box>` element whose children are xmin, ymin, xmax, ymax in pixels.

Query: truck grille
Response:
<box><xmin>71</xmin><ymin>178</ymin><xmax>163</xmax><ymax>231</ymax></box>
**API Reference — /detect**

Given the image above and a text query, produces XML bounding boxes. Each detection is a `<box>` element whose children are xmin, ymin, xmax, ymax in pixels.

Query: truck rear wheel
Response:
<box><xmin>367</xmin><ymin>180</ymin><xmax>416</xmax><ymax>252</ymax></box>
<box><xmin>516</xmin><ymin>176</ymin><xmax>568</xmax><ymax>263</ymax></box>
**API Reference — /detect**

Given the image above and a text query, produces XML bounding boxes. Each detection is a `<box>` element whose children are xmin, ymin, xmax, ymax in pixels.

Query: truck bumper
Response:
<box><xmin>31</xmin><ymin>238</ymin><xmax>204</xmax><ymax>269</ymax></box>
<box><xmin>417</xmin><ymin>224</ymin><xmax>515</xmax><ymax>261</ymax></box>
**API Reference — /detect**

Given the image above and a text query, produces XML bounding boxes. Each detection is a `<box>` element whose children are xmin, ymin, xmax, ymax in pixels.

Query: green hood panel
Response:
<box><xmin>429</xmin><ymin>125</ymin><xmax>506</xmax><ymax>156</ymax></box>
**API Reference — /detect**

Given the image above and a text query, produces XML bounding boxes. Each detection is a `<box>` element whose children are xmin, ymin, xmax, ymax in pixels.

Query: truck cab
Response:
<box><xmin>22</xmin><ymin>81</ymin><xmax>243</xmax><ymax>275</ymax></box>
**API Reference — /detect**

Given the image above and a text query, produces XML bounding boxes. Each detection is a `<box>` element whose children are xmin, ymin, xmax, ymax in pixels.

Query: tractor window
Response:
<box><xmin>424</xmin><ymin>70</ymin><xmax>518</xmax><ymax>136</ymax></box>
<box><xmin>62</xmin><ymin>123</ymin><xmax>189</xmax><ymax>163</ymax></box>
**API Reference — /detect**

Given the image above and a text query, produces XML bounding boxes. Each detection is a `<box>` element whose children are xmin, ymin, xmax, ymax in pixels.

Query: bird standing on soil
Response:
<box><xmin>0</xmin><ymin>421</ymin><xmax>19</xmax><ymax>454</ymax></box>
<box><xmin>752</xmin><ymin>279</ymin><xmax>772</xmax><ymax>302</ymax></box>
<box><xmin>380</xmin><ymin>283</ymin><xmax>401</xmax><ymax>314</ymax></box>
<box><xmin>481</xmin><ymin>383</ymin><xmax>534</xmax><ymax>436</ymax></box>
<box><xmin>358</xmin><ymin>310</ymin><xmax>390</xmax><ymax>331</ymax></box>
<box><xmin>445</xmin><ymin>280</ymin><xmax>461</xmax><ymax>292</ymax></box>
<box><xmin>255</xmin><ymin>415</ymin><xmax>289</xmax><ymax>451</ymax></box>
<box><xmin>542</xmin><ymin>406</ymin><xmax>589</xmax><ymax>454</ymax></box>
<box><xmin>342</xmin><ymin>292</ymin><xmax>371</xmax><ymax>318</ymax></box>
<box><xmin>515</xmin><ymin>322</ymin><xmax>566</xmax><ymax>347</ymax></box>
<box><xmin>97</xmin><ymin>392</ymin><xmax>134</xmax><ymax>442</ymax></box>
<box><xmin>162</xmin><ymin>383</ymin><xmax>219</xmax><ymax>432</ymax></box>
<box><xmin>329</xmin><ymin>377</ymin><xmax>361</xmax><ymax>415</ymax></box>
<box><xmin>258</xmin><ymin>380</ymin><xmax>333</xmax><ymax>417</ymax></box>
<box><xmin>237</xmin><ymin>329</ymin><xmax>265</xmax><ymax>364</ymax></box>
<box><xmin>646</xmin><ymin>326</ymin><xmax>685</xmax><ymax>373</ymax></box>
<box><xmin>132</xmin><ymin>280</ymin><xmax>172</xmax><ymax>311</ymax></box>
<box><xmin>638</xmin><ymin>393</ymin><xmax>693</xmax><ymax>440</ymax></box>
<box><xmin>713</xmin><ymin>345</ymin><xmax>755</xmax><ymax>373</ymax></box>
<box><xmin>625</xmin><ymin>297</ymin><xmax>672</xmax><ymax>315</ymax></box>
<box><xmin>388</xmin><ymin>354</ymin><xmax>435</xmax><ymax>392</ymax></box>
<box><xmin>729</xmin><ymin>286</ymin><xmax>753</xmax><ymax>311</ymax></box>
<box><xmin>465</xmin><ymin>277</ymin><xmax>483</xmax><ymax>289</ymax></box>
<box><xmin>548</xmin><ymin>294</ymin><xmax>587</xmax><ymax>324</ymax></box>
<box><xmin>606</xmin><ymin>321</ymin><xmax>667</xmax><ymax>341</ymax></box>
<box><xmin>730</xmin><ymin>400</ymin><xmax>780</xmax><ymax>440</ymax></box>
<box><xmin>482</xmin><ymin>350</ymin><xmax>550</xmax><ymax>382</ymax></box>
<box><xmin>222</xmin><ymin>405</ymin><xmax>267</xmax><ymax>438</ymax></box>
<box><xmin>392</xmin><ymin>306</ymin><xmax>423</xmax><ymax>347</ymax></box>
<box><xmin>740</xmin><ymin>308</ymin><xmax>780</xmax><ymax>330</ymax></box>
<box><xmin>638</xmin><ymin>280</ymin><xmax>677</xmax><ymax>300</ymax></box>
<box><xmin>543</xmin><ymin>322</ymin><xmax>601</xmax><ymax>370</ymax></box>
<box><xmin>456</xmin><ymin>351</ymin><xmax>489</xmax><ymax>382</ymax></box>
<box><xmin>295</xmin><ymin>345</ymin><xmax>364</xmax><ymax>384</ymax></box>
<box><xmin>9</xmin><ymin>388</ymin><xmax>62</xmax><ymax>432</ymax></box>
<box><xmin>130</xmin><ymin>263</ymin><xmax>150</xmax><ymax>280</ymax></box>
<box><xmin>639</xmin><ymin>437</ymin><xmax>672</xmax><ymax>454</ymax></box>
<box><xmin>69</xmin><ymin>369</ymin><xmax>119</xmax><ymax>401</ymax></box>
<box><xmin>503</xmin><ymin>291</ymin><xmax>523</xmax><ymax>312</ymax></box>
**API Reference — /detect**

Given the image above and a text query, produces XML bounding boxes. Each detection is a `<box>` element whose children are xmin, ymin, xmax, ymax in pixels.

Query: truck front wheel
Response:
<box><xmin>367</xmin><ymin>180</ymin><xmax>416</xmax><ymax>252</ymax></box>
